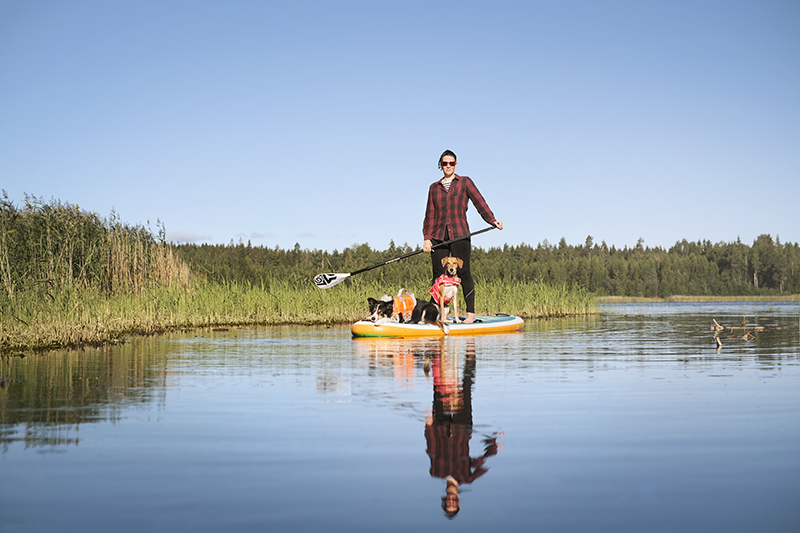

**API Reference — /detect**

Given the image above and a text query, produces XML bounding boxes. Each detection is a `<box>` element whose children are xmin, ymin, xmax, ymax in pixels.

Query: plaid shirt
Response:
<box><xmin>423</xmin><ymin>174</ymin><xmax>497</xmax><ymax>241</ymax></box>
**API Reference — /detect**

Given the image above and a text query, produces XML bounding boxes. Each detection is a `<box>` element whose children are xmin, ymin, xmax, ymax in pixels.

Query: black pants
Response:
<box><xmin>430</xmin><ymin>232</ymin><xmax>474</xmax><ymax>314</ymax></box>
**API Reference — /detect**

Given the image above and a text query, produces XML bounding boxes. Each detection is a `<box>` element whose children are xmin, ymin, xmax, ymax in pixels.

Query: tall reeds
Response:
<box><xmin>0</xmin><ymin>192</ymin><xmax>190</xmax><ymax>298</ymax></box>
<box><xmin>475</xmin><ymin>277</ymin><xmax>596</xmax><ymax>318</ymax></box>
<box><xmin>0</xmin><ymin>193</ymin><xmax>191</xmax><ymax>351</ymax></box>
<box><xmin>0</xmin><ymin>193</ymin><xmax>596</xmax><ymax>353</ymax></box>
<box><xmin>1</xmin><ymin>276</ymin><xmax>597</xmax><ymax>353</ymax></box>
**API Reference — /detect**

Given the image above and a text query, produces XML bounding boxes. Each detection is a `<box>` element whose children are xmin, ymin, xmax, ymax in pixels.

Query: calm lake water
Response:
<box><xmin>2</xmin><ymin>302</ymin><xmax>799</xmax><ymax>532</ymax></box>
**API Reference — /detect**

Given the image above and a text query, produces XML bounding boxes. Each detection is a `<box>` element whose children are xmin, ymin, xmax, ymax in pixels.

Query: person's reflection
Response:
<box><xmin>424</xmin><ymin>338</ymin><xmax>501</xmax><ymax>517</ymax></box>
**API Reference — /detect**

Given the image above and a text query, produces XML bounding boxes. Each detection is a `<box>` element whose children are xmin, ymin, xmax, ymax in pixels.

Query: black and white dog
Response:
<box><xmin>367</xmin><ymin>289</ymin><xmax>446</xmax><ymax>332</ymax></box>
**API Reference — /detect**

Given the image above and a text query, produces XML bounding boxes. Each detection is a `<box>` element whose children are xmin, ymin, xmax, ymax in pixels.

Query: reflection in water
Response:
<box><xmin>1</xmin><ymin>305</ymin><xmax>798</xmax><ymax>531</ymax></box>
<box><xmin>1</xmin><ymin>327</ymin><xmax>320</xmax><ymax>451</ymax></box>
<box><xmin>353</xmin><ymin>336</ymin><xmax>504</xmax><ymax>518</ymax></box>
<box><xmin>0</xmin><ymin>343</ymin><xmax>168</xmax><ymax>450</ymax></box>
<box><xmin>425</xmin><ymin>338</ymin><xmax>501</xmax><ymax>517</ymax></box>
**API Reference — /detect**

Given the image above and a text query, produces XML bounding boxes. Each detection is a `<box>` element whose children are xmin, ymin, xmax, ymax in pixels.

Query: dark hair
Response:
<box><xmin>437</xmin><ymin>150</ymin><xmax>457</xmax><ymax>170</ymax></box>
<box><xmin>441</xmin><ymin>496</ymin><xmax>460</xmax><ymax>518</ymax></box>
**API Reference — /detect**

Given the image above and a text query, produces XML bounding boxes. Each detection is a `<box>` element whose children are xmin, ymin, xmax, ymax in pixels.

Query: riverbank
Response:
<box><xmin>596</xmin><ymin>295</ymin><xmax>800</xmax><ymax>303</ymax></box>
<box><xmin>0</xmin><ymin>278</ymin><xmax>596</xmax><ymax>353</ymax></box>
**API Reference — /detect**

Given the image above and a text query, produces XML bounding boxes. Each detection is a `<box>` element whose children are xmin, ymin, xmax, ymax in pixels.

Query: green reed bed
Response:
<box><xmin>1</xmin><ymin>277</ymin><xmax>596</xmax><ymax>353</ymax></box>
<box><xmin>476</xmin><ymin>277</ymin><xmax>597</xmax><ymax>318</ymax></box>
<box><xmin>0</xmin><ymin>194</ymin><xmax>595</xmax><ymax>352</ymax></box>
<box><xmin>0</xmin><ymin>279</ymin><xmax>374</xmax><ymax>352</ymax></box>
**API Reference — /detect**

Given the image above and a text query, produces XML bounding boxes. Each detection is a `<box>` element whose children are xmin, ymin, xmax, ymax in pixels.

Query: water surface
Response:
<box><xmin>1</xmin><ymin>302</ymin><xmax>798</xmax><ymax>532</ymax></box>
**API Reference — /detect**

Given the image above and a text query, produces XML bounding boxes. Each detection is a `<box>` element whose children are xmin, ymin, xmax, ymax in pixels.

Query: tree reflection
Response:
<box><xmin>0</xmin><ymin>338</ymin><xmax>170</xmax><ymax>451</ymax></box>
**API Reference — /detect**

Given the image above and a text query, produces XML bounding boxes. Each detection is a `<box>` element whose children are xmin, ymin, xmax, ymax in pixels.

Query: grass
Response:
<box><xmin>4</xmin><ymin>192</ymin><xmax>794</xmax><ymax>354</ymax></box>
<box><xmin>0</xmin><ymin>277</ymin><xmax>597</xmax><ymax>353</ymax></box>
<box><xmin>476</xmin><ymin>277</ymin><xmax>596</xmax><ymax>318</ymax></box>
<box><xmin>0</xmin><ymin>194</ymin><xmax>597</xmax><ymax>353</ymax></box>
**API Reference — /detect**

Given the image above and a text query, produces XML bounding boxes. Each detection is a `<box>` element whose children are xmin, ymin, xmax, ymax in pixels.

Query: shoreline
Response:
<box><xmin>0</xmin><ymin>312</ymin><xmax>576</xmax><ymax>356</ymax></box>
<box><xmin>596</xmin><ymin>295</ymin><xmax>800</xmax><ymax>303</ymax></box>
<box><xmin>0</xmin><ymin>279</ymin><xmax>596</xmax><ymax>355</ymax></box>
<box><xmin>8</xmin><ymin>288</ymin><xmax>794</xmax><ymax>356</ymax></box>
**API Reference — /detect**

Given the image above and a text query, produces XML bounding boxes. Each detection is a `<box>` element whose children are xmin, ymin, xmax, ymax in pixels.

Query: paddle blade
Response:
<box><xmin>313</xmin><ymin>273</ymin><xmax>350</xmax><ymax>289</ymax></box>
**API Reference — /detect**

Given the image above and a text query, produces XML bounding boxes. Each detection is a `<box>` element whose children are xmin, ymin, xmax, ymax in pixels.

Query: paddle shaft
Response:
<box><xmin>348</xmin><ymin>226</ymin><xmax>496</xmax><ymax>276</ymax></box>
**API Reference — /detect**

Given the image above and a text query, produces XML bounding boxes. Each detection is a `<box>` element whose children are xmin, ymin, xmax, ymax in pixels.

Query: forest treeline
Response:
<box><xmin>175</xmin><ymin>234</ymin><xmax>800</xmax><ymax>298</ymax></box>
<box><xmin>2</xmin><ymin>192</ymin><xmax>797</xmax><ymax>301</ymax></box>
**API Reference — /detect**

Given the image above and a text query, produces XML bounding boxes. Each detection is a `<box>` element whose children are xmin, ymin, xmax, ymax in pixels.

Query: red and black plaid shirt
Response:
<box><xmin>423</xmin><ymin>174</ymin><xmax>497</xmax><ymax>241</ymax></box>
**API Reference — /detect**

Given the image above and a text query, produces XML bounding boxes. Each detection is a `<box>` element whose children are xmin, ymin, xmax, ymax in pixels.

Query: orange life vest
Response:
<box><xmin>392</xmin><ymin>294</ymin><xmax>416</xmax><ymax>322</ymax></box>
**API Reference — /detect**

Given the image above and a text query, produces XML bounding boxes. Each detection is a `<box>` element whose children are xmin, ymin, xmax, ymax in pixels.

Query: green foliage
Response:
<box><xmin>0</xmin><ymin>193</ymin><xmax>594</xmax><ymax>352</ymax></box>
<box><xmin>4</xmin><ymin>192</ymin><xmax>796</xmax><ymax>353</ymax></box>
<box><xmin>0</xmin><ymin>193</ymin><xmax>190</xmax><ymax>352</ymax></box>
<box><xmin>0</xmin><ymin>276</ymin><xmax>595</xmax><ymax>353</ymax></box>
<box><xmin>174</xmin><ymin>234</ymin><xmax>800</xmax><ymax>298</ymax></box>
<box><xmin>0</xmin><ymin>191</ymin><xmax>190</xmax><ymax>300</ymax></box>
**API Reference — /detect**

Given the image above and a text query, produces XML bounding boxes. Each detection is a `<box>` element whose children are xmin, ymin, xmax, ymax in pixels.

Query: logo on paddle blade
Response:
<box><xmin>314</xmin><ymin>273</ymin><xmax>337</xmax><ymax>287</ymax></box>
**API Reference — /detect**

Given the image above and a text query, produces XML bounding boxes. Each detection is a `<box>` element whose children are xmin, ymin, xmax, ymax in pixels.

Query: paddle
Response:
<box><xmin>313</xmin><ymin>226</ymin><xmax>497</xmax><ymax>289</ymax></box>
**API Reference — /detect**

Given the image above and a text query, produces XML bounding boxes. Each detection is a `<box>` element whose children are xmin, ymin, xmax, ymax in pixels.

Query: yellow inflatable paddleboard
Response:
<box><xmin>351</xmin><ymin>314</ymin><xmax>524</xmax><ymax>338</ymax></box>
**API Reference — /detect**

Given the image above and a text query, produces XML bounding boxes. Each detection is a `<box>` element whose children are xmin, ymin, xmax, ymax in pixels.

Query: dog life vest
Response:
<box><xmin>392</xmin><ymin>294</ymin><xmax>416</xmax><ymax>322</ymax></box>
<box><xmin>429</xmin><ymin>275</ymin><xmax>461</xmax><ymax>304</ymax></box>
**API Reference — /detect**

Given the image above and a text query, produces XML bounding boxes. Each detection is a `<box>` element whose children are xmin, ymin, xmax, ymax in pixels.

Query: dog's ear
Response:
<box><xmin>368</xmin><ymin>298</ymin><xmax>379</xmax><ymax>312</ymax></box>
<box><xmin>441</xmin><ymin>256</ymin><xmax>449</xmax><ymax>267</ymax></box>
<box><xmin>457</xmin><ymin>258</ymin><xmax>464</xmax><ymax>268</ymax></box>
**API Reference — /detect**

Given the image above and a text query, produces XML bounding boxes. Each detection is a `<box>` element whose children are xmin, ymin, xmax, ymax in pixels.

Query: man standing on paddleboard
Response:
<box><xmin>422</xmin><ymin>150</ymin><xmax>503</xmax><ymax>324</ymax></box>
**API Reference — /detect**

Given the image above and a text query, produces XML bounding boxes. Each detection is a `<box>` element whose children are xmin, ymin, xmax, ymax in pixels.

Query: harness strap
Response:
<box><xmin>430</xmin><ymin>275</ymin><xmax>461</xmax><ymax>304</ymax></box>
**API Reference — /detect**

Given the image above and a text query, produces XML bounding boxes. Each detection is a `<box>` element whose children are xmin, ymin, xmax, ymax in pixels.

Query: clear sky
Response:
<box><xmin>2</xmin><ymin>0</ymin><xmax>798</xmax><ymax>253</ymax></box>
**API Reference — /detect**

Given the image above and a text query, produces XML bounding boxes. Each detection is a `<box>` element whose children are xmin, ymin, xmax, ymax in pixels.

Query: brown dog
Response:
<box><xmin>430</xmin><ymin>256</ymin><xmax>463</xmax><ymax>323</ymax></box>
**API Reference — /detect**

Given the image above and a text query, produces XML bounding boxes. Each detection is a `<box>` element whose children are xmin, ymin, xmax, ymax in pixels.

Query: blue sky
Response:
<box><xmin>2</xmin><ymin>0</ymin><xmax>798</xmax><ymax>252</ymax></box>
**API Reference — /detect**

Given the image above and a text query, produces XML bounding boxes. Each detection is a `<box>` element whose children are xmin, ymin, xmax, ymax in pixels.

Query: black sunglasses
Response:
<box><xmin>441</xmin><ymin>161</ymin><xmax>456</xmax><ymax>167</ymax></box>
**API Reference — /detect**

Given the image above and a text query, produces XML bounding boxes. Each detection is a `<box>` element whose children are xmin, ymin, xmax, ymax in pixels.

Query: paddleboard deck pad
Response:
<box><xmin>351</xmin><ymin>314</ymin><xmax>524</xmax><ymax>338</ymax></box>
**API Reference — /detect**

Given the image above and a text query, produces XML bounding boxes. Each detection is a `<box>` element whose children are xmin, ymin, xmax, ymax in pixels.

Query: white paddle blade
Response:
<box><xmin>313</xmin><ymin>273</ymin><xmax>350</xmax><ymax>289</ymax></box>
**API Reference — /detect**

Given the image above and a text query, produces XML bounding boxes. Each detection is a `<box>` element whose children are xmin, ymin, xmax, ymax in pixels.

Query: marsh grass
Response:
<box><xmin>1</xmin><ymin>276</ymin><xmax>597</xmax><ymax>353</ymax></box>
<box><xmin>0</xmin><ymin>194</ymin><xmax>595</xmax><ymax>353</ymax></box>
<box><xmin>476</xmin><ymin>277</ymin><xmax>596</xmax><ymax>318</ymax></box>
<box><xmin>0</xmin><ymin>193</ymin><xmax>190</xmax><ymax>297</ymax></box>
